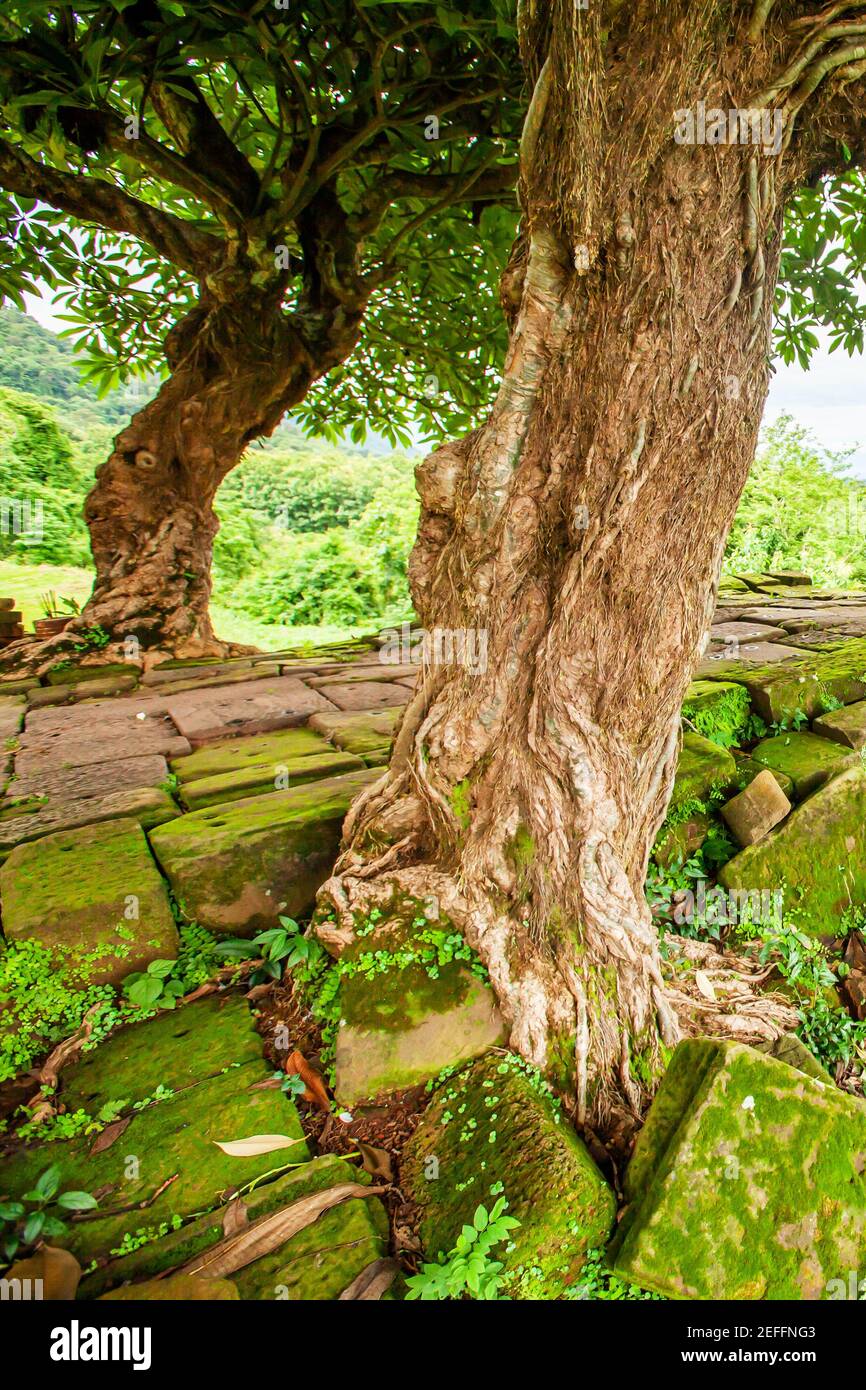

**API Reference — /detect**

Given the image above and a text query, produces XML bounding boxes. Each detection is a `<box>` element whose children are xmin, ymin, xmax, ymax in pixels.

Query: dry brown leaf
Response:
<box><xmin>339</xmin><ymin>1257</ymin><xmax>399</xmax><ymax>1300</ymax></box>
<box><xmin>180</xmin><ymin>1183</ymin><xmax>384</xmax><ymax>1280</ymax></box>
<box><xmin>213</xmin><ymin>1134</ymin><xmax>307</xmax><ymax>1158</ymax></box>
<box><xmin>222</xmin><ymin>1198</ymin><xmax>248</xmax><ymax>1238</ymax></box>
<box><xmin>284</xmin><ymin>1049</ymin><xmax>330</xmax><ymax>1112</ymax></box>
<box><xmin>353</xmin><ymin>1139</ymin><xmax>394</xmax><ymax>1183</ymax></box>
<box><xmin>5</xmin><ymin>1246</ymin><xmax>82</xmax><ymax>1300</ymax></box>
<box><xmin>694</xmin><ymin>970</ymin><xmax>717</xmax><ymax>1002</ymax></box>
<box><xmin>89</xmin><ymin>1117</ymin><xmax>131</xmax><ymax>1155</ymax></box>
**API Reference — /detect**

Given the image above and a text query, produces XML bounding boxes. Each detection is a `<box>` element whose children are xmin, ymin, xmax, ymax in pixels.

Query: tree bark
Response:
<box><xmin>78</xmin><ymin>295</ymin><xmax>312</xmax><ymax>661</ymax></box>
<box><xmin>318</xmin><ymin>1</ymin><xmax>860</xmax><ymax>1131</ymax></box>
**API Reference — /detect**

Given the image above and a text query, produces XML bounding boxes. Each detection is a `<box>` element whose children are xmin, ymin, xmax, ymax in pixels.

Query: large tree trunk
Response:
<box><xmin>78</xmin><ymin>295</ymin><xmax>309</xmax><ymax>662</ymax></box>
<box><xmin>318</xmin><ymin>2</ymin><xmax>827</xmax><ymax>1131</ymax></box>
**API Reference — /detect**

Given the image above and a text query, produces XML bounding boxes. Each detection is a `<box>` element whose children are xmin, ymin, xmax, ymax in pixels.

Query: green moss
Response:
<box><xmin>404</xmin><ymin>1053</ymin><xmax>614</xmax><ymax>1299</ymax></box>
<box><xmin>682</xmin><ymin>680</ymin><xmax>752</xmax><ymax>749</ymax></box>
<box><xmin>450</xmin><ymin>778</ymin><xmax>472</xmax><ymax>830</ymax></box>
<box><xmin>750</xmin><ymin>731</ymin><xmax>856</xmax><ymax>800</ymax></box>
<box><xmin>4</xmin><ymin>1062</ymin><xmax>308</xmax><ymax>1266</ymax></box>
<box><xmin>614</xmin><ymin>1039</ymin><xmax>866</xmax><ymax>1299</ymax></box>
<box><xmin>670</xmin><ymin>734</ymin><xmax>737</xmax><ymax>812</ymax></box>
<box><xmin>79</xmin><ymin>1155</ymin><xmax>377</xmax><ymax>1298</ymax></box>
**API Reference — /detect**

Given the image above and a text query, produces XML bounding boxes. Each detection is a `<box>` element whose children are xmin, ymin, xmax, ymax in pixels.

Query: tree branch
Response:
<box><xmin>0</xmin><ymin>139</ymin><xmax>222</xmax><ymax>275</ymax></box>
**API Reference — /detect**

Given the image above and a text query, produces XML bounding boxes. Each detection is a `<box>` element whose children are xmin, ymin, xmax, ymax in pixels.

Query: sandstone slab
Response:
<box><xmin>404</xmin><ymin>1053</ymin><xmax>614</xmax><ymax>1299</ymax></box>
<box><xmin>812</xmin><ymin>699</ymin><xmax>866</xmax><ymax>750</ymax></box>
<box><xmin>0</xmin><ymin>817</ymin><xmax>178</xmax><ymax>986</ymax></box>
<box><xmin>613</xmin><ymin>1038</ymin><xmax>866</xmax><ymax>1299</ymax></box>
<box><xmin>81</xmin><ymin>1155</ymin><xmax>386</xmax><ymax>1301</ymax></box>
<box><xmin>166</xmin><ymin>675</ymin><xmax>337</xmax><ymax>745</ymax></box>
<box><xmin>303</xmin><ymin>679</ymin><xmax>408</xmax><ymax>712</ymax></box>
<box><xmin>720</xmin><ymin>768</ymin><xmax>791</xmax><ymax>847</ymax></box>
<box><xmin>149</xmin><ymin>767</ymin><xmax>377</xmax><ymax>934</ymax></box>
<box><xmin>308</xmin><ymin>706</ymin><xmax>401</xmax><ymax>764</ymax></box>
<box><xmin>0</xmin><ymin>785</ymin><xmax>178</xmax><ymax>853</ymax></box>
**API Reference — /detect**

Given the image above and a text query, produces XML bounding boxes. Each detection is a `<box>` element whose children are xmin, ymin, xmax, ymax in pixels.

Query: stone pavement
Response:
<box><xmin>0</xmin><ymin>632</ymin><xmax>416</xmax><ymax>964</ymax></box>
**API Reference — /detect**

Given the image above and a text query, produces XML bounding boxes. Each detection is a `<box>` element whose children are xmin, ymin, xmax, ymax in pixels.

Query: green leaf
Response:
<box><xmin>56</xmin><ymin>1191</ymin><xmax>98</xmax><ymax>1211</ymax></box>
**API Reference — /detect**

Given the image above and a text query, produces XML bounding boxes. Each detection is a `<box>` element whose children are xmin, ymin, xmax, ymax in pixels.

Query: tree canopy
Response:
<box><xmin>0</xmin><ymin>0</ymin><xmax>522</xmax><ymax>445</ymax></box>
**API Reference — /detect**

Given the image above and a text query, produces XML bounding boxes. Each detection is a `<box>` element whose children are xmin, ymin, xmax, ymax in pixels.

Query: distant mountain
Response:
<box><xmin>0</xmin><ymin>307</ymin><xmax>150</xmax><ymax>434</ymax></box>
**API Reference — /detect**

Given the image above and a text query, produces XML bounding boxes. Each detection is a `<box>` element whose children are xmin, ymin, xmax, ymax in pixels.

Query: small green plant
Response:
<box><xmin>72</xmin><ymin>624</ymin><xmax>110</xmax><ymax>651</ymax></box>
<box><xmin>216</xmin><ymin>916</ymin><xmax>325</xmax><ymax>985</ymax></box>
<box><xmin>405</xmin><ymin>1199</ymin><xmax>520</xmax><ymax>1300</ymax></box>
<box><xmin>0</xmin><ymin>1165</ymin><xmax>97</xmax><ymax>1264</ymax></box>
<box><xmin>564</xmin><ymin>1248</ymin><xmax>664</xmax><ymax>1301</ymax></box>
<box><xmin>122</xmin><ymin>958</ymin><xmax>186</xmax><ymax>1010</ymax></box>
<box><xmin>757</xmin><ymin>921</ymin><xmax>866</xmax><ymax>1071</ymax></box>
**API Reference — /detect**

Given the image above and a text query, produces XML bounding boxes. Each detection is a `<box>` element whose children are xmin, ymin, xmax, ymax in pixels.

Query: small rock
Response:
<box><xmin>720</xmin><ymin>768</ymin><xmax>791</xmax><ymax>847</ymax></box>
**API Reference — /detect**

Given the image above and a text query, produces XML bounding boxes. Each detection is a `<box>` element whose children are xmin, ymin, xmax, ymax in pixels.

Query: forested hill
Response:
<box><xmin>0</xmin><ymin>307</ymin><xmax>147</xmax><ymax>433</ymax></box>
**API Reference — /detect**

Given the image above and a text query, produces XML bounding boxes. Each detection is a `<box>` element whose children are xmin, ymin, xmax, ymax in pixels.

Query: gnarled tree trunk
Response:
<box><xmin>319</xmin><ymin>0</ymin><xmax>860</xmax><ymax>1131</ymax></box>
<box><xmin>79</xmin><ymin>294</ymin><xmax>316</xmax><ymax>661</ymax></box>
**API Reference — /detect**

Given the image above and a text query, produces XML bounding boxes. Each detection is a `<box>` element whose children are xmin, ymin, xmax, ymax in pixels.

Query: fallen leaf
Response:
<box><xmin>89</xmin><ymin>1118</ymin><xmax>131</xmax><ymax>1156</ymax></box>
<box><xmin>4</xmin><ymin>1246</ymin><xmax>81</xmax><ymax>1300</ymax></box>
<box><xmin>339</xmin><ymin>1257</ymin><xmax>399</xmax><ymax>1300</ymax></box>
<box><xmin>180</xmin><ymin>1184</ymin><xmax>385</xmax><ymax>1280</ymax></box>
<box><xmin>213</xmin><ymin>1134</ymin><xmax>307</xmax><ymax>1158</ymax></box>
<box><xmin>284</xmin><ymin>1049</ymin><xmax>330</xmax><ymax>1112</ymax></box>
<box><xmin>694</xmin><ymin>970</ymin><xmax>717</xmax><ymax>1002</ymax></box>
<box><xmin>222</xmin><ymin>1198</ymin><xmax>248</xmax><ymax>1238</ymax></box>
<box><xmin>353</xmin><ymin>1139</ymin><xmax>394</xmax><ymax>1183</ymax></box>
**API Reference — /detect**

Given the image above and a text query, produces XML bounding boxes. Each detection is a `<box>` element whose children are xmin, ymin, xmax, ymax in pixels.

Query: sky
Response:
<box><xmin>24</xmin><ymin>285</ymin><xmax>866</xmax><ymax>475</ymax></box>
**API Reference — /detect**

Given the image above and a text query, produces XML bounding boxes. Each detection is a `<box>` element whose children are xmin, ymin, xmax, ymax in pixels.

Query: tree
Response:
<box><xmin>0</xmin><ymin>0</ymin><xmax>521</xmax><ymax>661</ymax></box>
<box><xmin>321</xmin><ymin>0</ymin><xmax>866</xmax><ymax>1132</ymax></box>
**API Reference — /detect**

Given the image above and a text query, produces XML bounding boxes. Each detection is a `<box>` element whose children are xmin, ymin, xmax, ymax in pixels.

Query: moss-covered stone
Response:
<box><xmin>61</xmin><ymin>994</ymin><xmax>264</xmax><ymax>1113</ymax></box>
<box><xmin>711</xmin><ymin>638</ymin><xmax>866</xmax><ymax>724</ymax></box>
<box><xmin>404</xmin><ymin>1053</ymin><xmax>615</xmax><ymax>1299</ymax></box>
<box><xmin>812</xmin><ymin>699</ymin><xmax>866</xmax><ymax>751</ymax></box>
<box><xmin>170</xmin><ymin>726</ymin><xmax>328</xmax><ymax>782</ymax></box>
<box><xmin>732</xmin><ymin>752</ymin><xmax>794</xmax><ymax>801</ymax></box>
<box><xmin>0</xmin><ymin>784</ymin><xmax>178</xmax><ymax>855</ymax></box>
<box><xmin>718</xmin><ymin>763</ymin><xmax>866</xmax><ymax>935</ymax></box>
<box><xmin>0</xmin><ymin>817</ymin><xmax>177</xmax><ymax>986</ymax></box>
<box><xmin>307</xmin><ymin>707</ymin><xmax>401</xmax><ymax>765</ymax></box>
<box><xmin>670</xmin><ymin>734</ymin><xmax>737</xmax><ymax>812</ymax></box>
<box><xmin>100</xmin><ymin>1274</ymin><xmax>240</xmax><ymax>1300</ymax></box>
<box><xmin>46</xmin><ymin>663</ymin><xmax>136</xmax><ymax>687</ymax></box>
<box><xmin>2</xmin><ymin>1061</ymin><xmax>308</xmax><ymax>1265</ymax></box>
<box><xmin>181</xmin><ymin>748</ymin><xmax>365</xmax><ymax>810</ymax></box>
<box><xmin>80</xmin><ymin>1155</ymin><xmax>387</xmax><ymax>1300</ymax></box>
<box><xmin>652</xmin><ymin>811</ymin><xmax>711</xmax><ymax>870</ymax></box>
<box><xmin>149</xmin><ymin>768</ymin><xmax>378</xmax><ymax>934</ymax></box>
<box><xmin>336</xmin><ymin>959</ymin><xmax>506</xmax><ymax>1104</ymax></box>
<box><xmin>750</xmin><ymin>731</ymin><xmax>857</xmax><ymax>800</ymax></box>
<box><xmin>613</xmin><ymin>1039</ymin><xmax>866</xmax><ymax>1299</ymax></box>
<box><xmin>681</xmin><ymin>680</ymin><xmax>751</xmax><ymax>749</ymax></box>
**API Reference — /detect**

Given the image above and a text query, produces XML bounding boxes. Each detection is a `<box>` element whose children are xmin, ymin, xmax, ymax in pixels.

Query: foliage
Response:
<box><xmin>122</xmin><ymin>957</ymin><xmax>186</xmax><ymax>1011</ymax></box>
<box><xmin>405</xmin><ymin>1197</ymin><xmax>520</xmax><ymax>1300</ymax></box>
<box><xmin>0</xmin><ymin>2</ymin><xmax>521</xmax><ymax>440</ymax></box>
<box><xmin>0</xmin><ymin>1164</ymin><xmax>97</xmax><ymax>1265</ymax></box>
<box><xmin>724</xmin><ymin>415</ymin><xmax>866</xmax><ymax>587</ymax></box>
<box><xmin>756</xmin><ymin>922</ymin><xmax>866</xmax><ymax>1072</ymax></box>
<box><xmin>0</xmin><ymin>921</ymin><xmax>221</xmax><ymax>1083</ymax></box>
<box><xmin>215</xmin><ymin>916</ymin><xmax>326</xmax><ymax>987</ymax></box>
<box><xmin>564</xmin><ymin>1247</ymin><xmax>663</xmax><ymax>1301</ymax></box>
